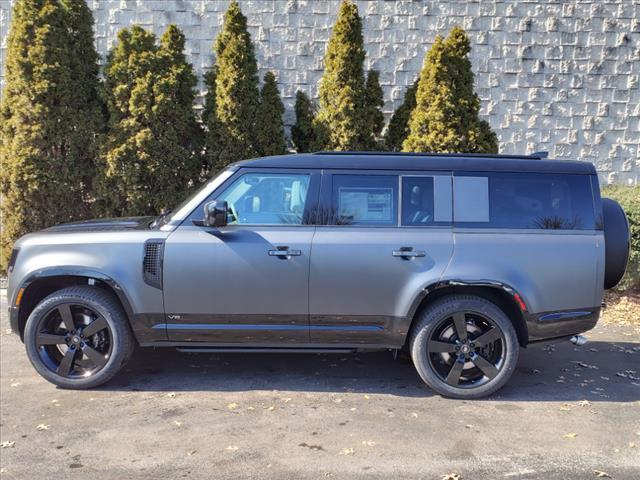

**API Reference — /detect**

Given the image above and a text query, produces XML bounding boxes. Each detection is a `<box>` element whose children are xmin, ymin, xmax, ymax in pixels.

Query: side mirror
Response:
<box><xmin>203</xmin><ymin>200</ymin><xmax>228</xmax><ymax>228</ymax></box>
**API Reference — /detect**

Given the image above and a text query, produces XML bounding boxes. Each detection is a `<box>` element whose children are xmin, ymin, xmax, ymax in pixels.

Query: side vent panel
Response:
<box><xmin>143</xmin><ymin>239</ymin><xmax>165</xmax><ymax>289</ymax></box>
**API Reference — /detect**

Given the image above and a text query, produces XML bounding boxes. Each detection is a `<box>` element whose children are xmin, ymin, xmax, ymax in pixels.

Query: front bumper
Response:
<box><xmin>526</xmin><ymin>307</ymin><xmax>600</xmax><ymax>343</ymax></box>
<box><xmin>8</xmin><ymin>305</ymin><xmax>21</xmax><ymax>338</ymax></box>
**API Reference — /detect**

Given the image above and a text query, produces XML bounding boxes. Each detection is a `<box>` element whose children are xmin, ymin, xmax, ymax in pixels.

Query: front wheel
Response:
<box><xmin>410</xmin><ymin>295</ymin><xmax>519</xmax><ymax>399</ymax></box>
<box><xmin>24</xmin><ymin>286</ymin><xmax>134</xmax><ymax>389</ymax></box>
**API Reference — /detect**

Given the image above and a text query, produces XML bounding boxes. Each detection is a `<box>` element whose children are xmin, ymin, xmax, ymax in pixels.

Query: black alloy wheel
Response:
<box><xmin>34</xmin><ymin>303</ymin><xmax>112</xmax><ymax>378</ymax></box>
<box><xmin>410</xmin><ymin>295</ymin><xmax>519</xmax><ymax>399</ymax></box>
<box><xmin>24</xmin><ymin>286</ymin><xmax>134</xmax><ymax>389</ymax></box>
<box><xmin>427</xmin><ymin>311</ymin><xmax>505</xmax><ymax>388</ymax></box>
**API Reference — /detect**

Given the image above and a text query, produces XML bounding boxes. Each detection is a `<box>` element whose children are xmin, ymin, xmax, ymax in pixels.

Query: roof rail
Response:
<box><xmin>312</xmin><ymin>151</ymin><xmax>548</xmax><ymax>160</ymax></box>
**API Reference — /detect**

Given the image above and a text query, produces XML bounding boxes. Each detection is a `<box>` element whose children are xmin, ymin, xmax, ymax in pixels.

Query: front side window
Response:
<box><xmin>216</xmin><ymin>172</ymin><xmax>311</xmax><ymax>225</ymax></box>
<box><xmin>454</xmin><ymin>172</ymin><xmax>597</xmax><ymax>230</ymax></box>
<box><xmin>331</xmin><ymin>175</ymin><xmax>398</xmax><ymax>225</ymax></box>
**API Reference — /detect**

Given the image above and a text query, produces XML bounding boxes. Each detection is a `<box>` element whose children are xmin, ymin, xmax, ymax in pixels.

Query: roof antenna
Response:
<box><xmin>531</xmin><ymin>151</ymin><xmax>549</xmax><ymax>159</ymax></box>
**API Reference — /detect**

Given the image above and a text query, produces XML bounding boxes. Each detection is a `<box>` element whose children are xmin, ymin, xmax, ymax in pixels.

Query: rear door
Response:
<box><xmin>308</xmin><ymin>170</ymin><xmax>454</xmax><ymax>346</ymax></box>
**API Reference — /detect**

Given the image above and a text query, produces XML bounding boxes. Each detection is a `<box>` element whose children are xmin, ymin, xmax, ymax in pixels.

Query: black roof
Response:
<box><xmin>233</xmin><ymin>152</ymin><xmax>596</xmax><ymax>175</ymax></box>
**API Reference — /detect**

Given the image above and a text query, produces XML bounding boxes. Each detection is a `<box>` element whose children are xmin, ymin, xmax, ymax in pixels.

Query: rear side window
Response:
<box><xmin>331</xmin><ymin>175</ymin><xmax>397</xmax><ymax>225</ymax></box>
<box><xmin>401</xmin><ymin>176</ymin><xmax>452</xmax><ymax>226</ymax></box>
<box><xmin>454</xmin><ymin>173</ymin><xmax>597</xmax><ymax>230</ymax></box>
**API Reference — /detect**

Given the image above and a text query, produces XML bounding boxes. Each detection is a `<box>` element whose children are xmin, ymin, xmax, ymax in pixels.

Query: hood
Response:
<box><xmin>43</xmin><ymin>216</ymin><xmax>155</xmax><ymax>233</ymax></box>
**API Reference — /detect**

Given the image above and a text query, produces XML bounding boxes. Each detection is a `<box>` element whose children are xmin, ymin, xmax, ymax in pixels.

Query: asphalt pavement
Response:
<box><xmin>1</xmin><ymin>291</ymin><xmax>638</xmax><ymax>479</ymax></box>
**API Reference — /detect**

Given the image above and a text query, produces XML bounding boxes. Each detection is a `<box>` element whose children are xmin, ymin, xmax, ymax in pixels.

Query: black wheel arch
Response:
<box><xmin>407</xmin><ymin>280</ymin><xmax>530</xmax><ymax>348</ymax></box>
<box><xmin>13</xmin><ymin>267</ymin><xmax>134</xmax><ymax>341</ymax></box>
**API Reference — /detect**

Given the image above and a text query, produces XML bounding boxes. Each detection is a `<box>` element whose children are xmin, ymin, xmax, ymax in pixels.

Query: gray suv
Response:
<box><xmin>6</xmin><ymin>152</ymin><xmax>630</xmax><ymax>399</ymax></box>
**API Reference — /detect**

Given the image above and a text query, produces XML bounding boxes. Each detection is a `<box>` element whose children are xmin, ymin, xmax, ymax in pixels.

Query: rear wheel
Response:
<box><xmin>410</xmin><ymin>295</ymin><xmax>519</xmax><ymax>399</ymax></box>
<box><xmin>24</xmin><ymin>286</ymin><xmax>134</xmax><ymax>389</ymax></box>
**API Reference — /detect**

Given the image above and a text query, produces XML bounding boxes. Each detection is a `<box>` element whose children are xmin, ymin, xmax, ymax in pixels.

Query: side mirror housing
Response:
<box><xmin>203</xmin><ymin>200</ymin><xmax>228</xmax><ymax>228</ymax></box>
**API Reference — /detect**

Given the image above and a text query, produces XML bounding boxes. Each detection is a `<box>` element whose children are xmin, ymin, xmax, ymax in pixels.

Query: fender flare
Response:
<box><xmin>16</xmin><ymin>266</ymin><xmax>135</xmax><ymax>320</ymax></box>
<box><xmin>406</xmin><ymin>279</ymin><xmax>530</xmax><ymax>321</ymax></box>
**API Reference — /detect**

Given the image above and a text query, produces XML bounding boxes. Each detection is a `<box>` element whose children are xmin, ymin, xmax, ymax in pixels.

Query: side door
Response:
<box><xmin>309</xmin><ymin>170</ymin><xmax>454</xmax><ymax>347</ymax></box>
<box><xmin>163</xmin><ymin>168</ymin><xmax>320</xmax><ymax>344</ymax></box>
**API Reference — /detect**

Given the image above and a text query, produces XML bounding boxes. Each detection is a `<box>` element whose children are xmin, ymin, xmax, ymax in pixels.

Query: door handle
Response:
<box><xmin>392</xmin><ymin>248</ymin><xmax>426</xmax><ymax>259</ymax></box>
<box><xmin>268</xmin><ymin>247</ymin><xmax>302</xmax><ymax>258</ymax></box>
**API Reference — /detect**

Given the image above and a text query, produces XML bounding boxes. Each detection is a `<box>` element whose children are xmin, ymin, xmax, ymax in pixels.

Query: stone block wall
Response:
<box><xmin>1</xmin><ymin>0</ymin><xmax>638</xmax><ymax>184</ymax></box>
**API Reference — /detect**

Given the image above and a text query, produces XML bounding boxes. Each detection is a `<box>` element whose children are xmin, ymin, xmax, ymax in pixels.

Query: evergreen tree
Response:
<box><xmin>206</xmin><ymin>0</ymin><xmax>260</xmax><ymax>168</ymax></box>
<box><xmin>96</xmin><ymin>24</ymin><xmax>202</xmax><ymax>216</ymax></box>
<box><xmin>202</xmin><ymin>67</ymin><xmax>221</xmax><ymax>171</ymax></box>
<box><xmin>291</xmin><ymin>91</ymin><xmax>316</xmax><ymax>153</ymax></box>
<box><xmin>313</xmin><ymin>0</ymin><xmax>368</xmax><ymax>151</ymax></box>
<box><xmin>403</xmin><ymin>27</ymin><xmax>498</xmax><ymax>154</ymax></box>
<box><xmin>0</xmin><ymin>0</ymin><xmax>101</xmax><ymax>269</ymax></box>
<box><xmin>255</xmin><ymin>72</ymin><xmax>287</xmax><ymax>156</ymax></box>
<box><xmin>384</xmin><ymin>79</ymin><xmax>418</xmax><ymax>151</ymax></box>
<box><xmin>364</xmin><ymin>70</ymin><xmax>384</xmax><ymax>149</ymax></box>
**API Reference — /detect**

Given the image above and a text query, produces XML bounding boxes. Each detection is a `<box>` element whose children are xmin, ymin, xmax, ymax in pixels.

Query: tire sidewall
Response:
<box><xmin>24</xmin><ymin>288</ymin><xmax>127</xmax><ymax>389</ymax></box>
<box><xmin>411</xmin><ymin>295</ymin><xmax>520</xmax><ymax>399</ymax></box>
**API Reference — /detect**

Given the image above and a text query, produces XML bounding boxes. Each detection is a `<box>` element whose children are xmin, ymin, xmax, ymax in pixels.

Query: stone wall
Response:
<box><xmin>1</xmin><ymin>0</ymin><xmax>638</xmax><ymax>184</ymax></box>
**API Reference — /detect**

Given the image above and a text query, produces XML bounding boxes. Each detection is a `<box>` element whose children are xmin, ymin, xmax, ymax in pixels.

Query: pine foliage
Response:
<box><xmin>403</xmin><ymin>26</ymin><xmax>498</xmax><ymax>154</ymax></box>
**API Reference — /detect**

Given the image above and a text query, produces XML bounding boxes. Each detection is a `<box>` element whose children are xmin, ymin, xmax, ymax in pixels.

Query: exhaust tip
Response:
<box><xmin>570</xmin><ymin>335</ymin><xmax>588</xmax><ymax>346</ymax></box>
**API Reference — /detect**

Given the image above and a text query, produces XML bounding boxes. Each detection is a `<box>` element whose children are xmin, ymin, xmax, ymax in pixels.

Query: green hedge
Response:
<box><xmin>602</xmin><ymin>185</ymin><xmax>640</xmax><ymax>291</ymax></box>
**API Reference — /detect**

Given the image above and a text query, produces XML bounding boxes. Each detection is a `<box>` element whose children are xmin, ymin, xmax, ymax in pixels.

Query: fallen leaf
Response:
<box><xmin>187</xmin><ymin>449</ymin><xmax>197</xmax><ymax>456</ymax></box>
<box><xmin>578</xmin><ymin>400</ymin><xmax>591</xmax><ymax>407</ymax></box>
<box><xmin>267</xmin><ymin>406</ymin><xmax>275</xmax><ymax>411</ymax></box>
<box><xmin>227</xmin><ymin>402</ymin><xmax>238</xmax><ymax>410</ymax></box>
<box><xmin>441</xmin><ymin>474</ymin><xmax>460</xmax><ymax>480</ymax></box>
<box><xmin>173</xmin><ymin>421</ymin><xmax>182</xmax><ymax>426</ymax></box>
<box><xmin>593</xmin><ymin>470</ymin><xmax>611</xmax><ymax>478</ymax></box>
<box><xmin>564</xmin><ymin>433</ymin><xmax>578</xmax><ymax>439</ymax></box>
<box><xmin>1</xmin><ymin>441</ymin><xmax>15</xmax><ymax>448</ymax></box>
<box><xmin>167</xmin><ymin>392</ymin><xmax>176</xmax><ymax>398</ymax></box>
<box><xmin>629</xmin><ymin>442</ymin><xmax>636</xmax><ymax>448</ymax></box>
<box><xmin>364</xmin><ymin>395</ymin><xmax>370</xmax><ymax>400</ymax></box>
<box><xmin>410</xmin><ymin>412</ymin><xmax>418</xmax><ymax>418</ymax></box>
<box><xmin>10</xmin><ymin>382</ymin><xmax>20</xmax><ymax>387</ymax></box>
<box><xmin>282</xmin><ymin>398</ymin><xmax>292</xmax><ymax>403</ymax></box>
<box><xmin>35</xmin><ymin>424</ymin><xmax>50</xmax><ymax>431</ymax></box>
<box><xmin>361</xmin><ymin>440</ymin><xmax>376</xmax><ymax>446</ymax></box>
<box><xmin>225</xmin><ymin>445</ymin><xmax>239</xmax><ymax>451</ymax></box>
<box><xmin>339</xmin><ymin>447</ymin><xmax>355</xmax><ymax>456</ymax></box>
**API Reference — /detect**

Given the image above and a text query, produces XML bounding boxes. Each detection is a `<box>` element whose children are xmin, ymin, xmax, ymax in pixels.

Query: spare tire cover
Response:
<box><xmin>602</xmin><ymin>197</ymin><xmax>630</xmax><ymax>289</ymax></box>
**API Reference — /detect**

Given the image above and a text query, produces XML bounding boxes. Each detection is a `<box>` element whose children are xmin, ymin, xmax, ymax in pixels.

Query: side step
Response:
<box><xmin>176</xmin><ymin>347</ymin><xmax>357</xmax><ymax>354</ymax></box>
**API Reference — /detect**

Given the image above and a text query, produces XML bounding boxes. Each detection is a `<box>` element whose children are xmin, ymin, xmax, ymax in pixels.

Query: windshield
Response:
<box><xmin>152</xmin><ymin>168</ymin><xmax>235</xmax><ymax>229</ymax></box>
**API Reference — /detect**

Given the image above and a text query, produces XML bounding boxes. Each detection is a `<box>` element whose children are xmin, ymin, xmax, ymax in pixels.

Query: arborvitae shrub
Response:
<box><xmin>313</xmin><ymin>0</ymin><xmax>368</xmax><ymax>151</ymax></box>
<box><xmin>95</xmin><ymin>24</ymin><xmax>202</xmax><ymax>216</ymax></box>
<box><xmin>0</xmin><ymin>0</ymin><xmax>102</xmax><ymax>269</ymax></box>
<box><xmin>291</xmin><ymin>91</ymin><xmax>316</xmax><ymax>153</ymax></box>
<box><xmin>256</xmin><ymin>72</ymin><xmax>287</xmax><ymax>156</ymax></box>
<box><xmin>205</xmin><ymin>0</ymin><xmax>260</xmax><ymax>168</ymax></box>
<box><xmin>384</xmin><ymin>79</ymin><xmax>418</xmax><ymax>151</ymax></box>
<box><xmin>364</xmin><ymin>70</ymin><xmax>385</xmax><ymax>149</ymax></box>
<box><xmin>403</xmin><ymin>26</ymin><xmax>498</xmax><ymax>154</ymax></box>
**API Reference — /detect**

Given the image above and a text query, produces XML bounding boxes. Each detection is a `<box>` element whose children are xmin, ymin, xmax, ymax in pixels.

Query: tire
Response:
<box><xmin>410</xmin><ymin>295</ymin><xmax>519</xmax><ymax>399</ymax></box>
<box><xmin>24</xmin><ymin>286</ymin><xmax>135</xmax><ymax>389</ymax></box>
<box><xmin>602</xmin><ymin>198</ymin><xmax>630</xmax><ymax>289</ymax></box>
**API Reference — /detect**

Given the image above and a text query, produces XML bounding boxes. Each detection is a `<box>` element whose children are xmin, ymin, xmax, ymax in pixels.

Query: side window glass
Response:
<box><xmin>216</xmin><ymin>173</ymin><xmax>310</xmax><ymax>225</ymax></box>
<box><xmin>331</xmin><ymin>175</ymin><xmax>398</xmax><ymax>225</ymax></box>
<box><xmin>402</xmin><ymin>176</ymin><xmax>452</xmax><ymax>225</ymax></box>
<box><xmin>453</xmin><ymin>173</ymin><xmax>596</xmax><ymax>230</ymax></box>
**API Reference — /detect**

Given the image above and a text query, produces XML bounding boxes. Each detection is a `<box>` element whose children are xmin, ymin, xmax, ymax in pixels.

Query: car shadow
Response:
<box><xmin>102</xmin><ymin>340</ymin><xmax>640</xmax><ymax>402</ymax></box>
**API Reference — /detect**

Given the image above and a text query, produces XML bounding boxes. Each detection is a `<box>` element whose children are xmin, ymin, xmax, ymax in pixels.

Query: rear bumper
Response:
<box><xmin>526</xmin><ymin>307</ymin><xmax>600</xmax><ymax>343</ymax></box>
